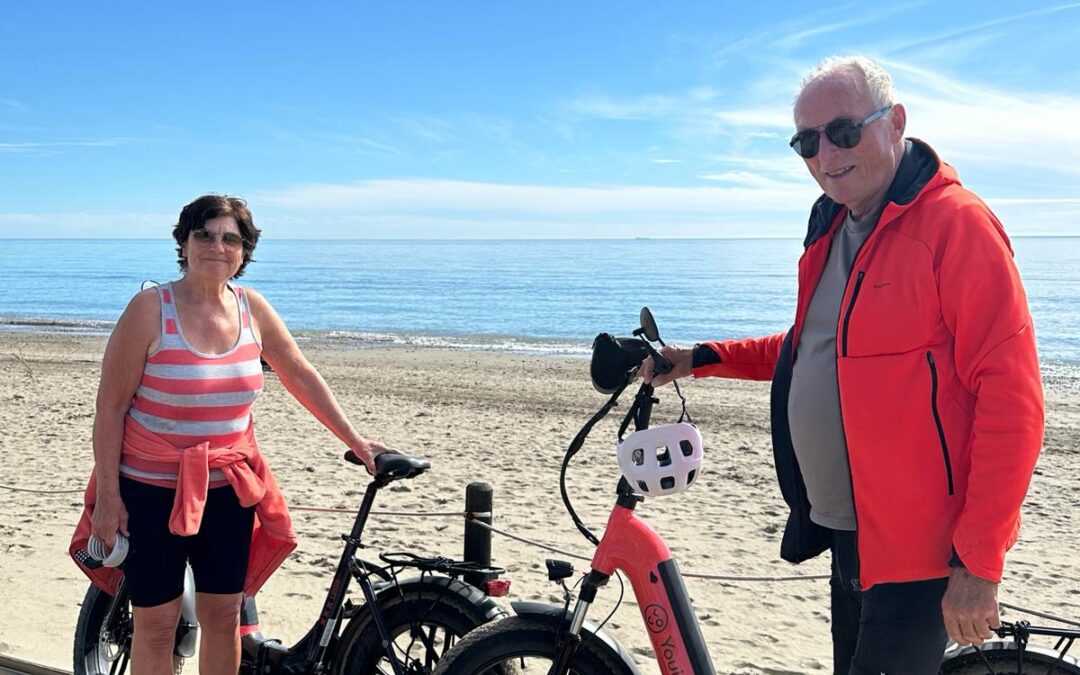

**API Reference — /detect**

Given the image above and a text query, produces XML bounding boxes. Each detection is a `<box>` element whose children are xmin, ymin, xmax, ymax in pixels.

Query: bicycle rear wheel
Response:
<box><xmin>432</xmin><ymin>616</ymin><xmax>636</xmax><ymax>675</ymax></box>
<box><xmin>338</xmin><ymin>579</ymin><xmax>508</xmax><ymax>675</ymax></box>
<box><xmin>941</xmin><ymin>641</ymin><xmax>1080</xmax><ymax>673</ymax></box>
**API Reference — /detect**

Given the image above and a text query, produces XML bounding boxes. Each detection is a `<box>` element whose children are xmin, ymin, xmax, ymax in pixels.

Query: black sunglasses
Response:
<box><xmin>789</xmin><ymin>105</ymin><xmax>892</xmax><ymax>159</ymax></box>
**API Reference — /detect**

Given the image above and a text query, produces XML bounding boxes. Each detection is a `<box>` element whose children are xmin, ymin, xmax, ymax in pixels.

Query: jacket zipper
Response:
<box><xmin>926</xmin><ymin>352</ymin><xmax>955</xmax><ymax>495</ymax></box>
<box><xmin>836</xmin><ymin>268</ymin><xmax>863</xmax><ymax>590</ymax></box>
<box><xmin>840</xmin><ymin>270</ymin><xmax>865</xmax><ymax>358</ymax></box>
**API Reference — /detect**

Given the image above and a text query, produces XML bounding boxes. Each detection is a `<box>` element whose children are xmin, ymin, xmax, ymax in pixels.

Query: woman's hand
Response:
<box><xmin>350</xmin><ymin>439</ymin><xmax>402</xmax><ymax>475</ymax></box>
<box><xmin>90</xmin><ymin>490</ymin><xmax>129</xmax><ymax>550</ymax></box>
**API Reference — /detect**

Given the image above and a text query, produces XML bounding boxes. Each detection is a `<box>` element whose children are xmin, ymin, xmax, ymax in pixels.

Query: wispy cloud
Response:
<box><xmin>256</xmin><ymin>177</ymin><xmax>820</xmax><ymax>216</ymax></box>
<box><xmin>883</xmin><ymin>2</ymin><xmax>1080</xmax><ymax>55</ymax></box>
<box><xmin>0</xmin><ymin>99</ymin><xmax>29</xmax><ymax>112</ymax></box>
<box><xmin>0</xmin><ymin>139</ymin><xmax>135</xmax><ymax>154</ymax></box>
<box><xmin>886</xmin><ymin>59</ymin><xmax>1080</xmax><ymax>178</ymax></box>
<box><xmin>0</xmin><ymin>211</ymin><xmax>172</xmax><ymax>237</ymax></box>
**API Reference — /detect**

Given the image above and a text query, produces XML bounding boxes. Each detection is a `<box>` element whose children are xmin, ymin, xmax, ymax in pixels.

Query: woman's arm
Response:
<box><xmin>246</xmin><ymin>289</ymin><xmax>396</xmax><ymax>474</ymax></box>
<box><xmin>91</xmin><ymin>290</ymin><xmax>158</xmax><ymax>547</ymax></box>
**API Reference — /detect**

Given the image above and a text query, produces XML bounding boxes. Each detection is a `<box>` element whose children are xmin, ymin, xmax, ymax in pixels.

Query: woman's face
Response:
<box><xmin>182</xmin><ymin>215</ymin><xmax>245</xmax><ymax>280</ymax></box>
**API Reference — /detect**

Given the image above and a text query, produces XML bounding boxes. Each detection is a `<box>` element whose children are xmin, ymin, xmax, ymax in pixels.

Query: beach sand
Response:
<box><xmin>1</xmin><ymin>332</ymin><xmax>1078</xmax><ymax>673</ymax></box>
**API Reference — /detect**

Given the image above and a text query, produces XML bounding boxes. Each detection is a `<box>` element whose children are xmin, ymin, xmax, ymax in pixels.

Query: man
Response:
<box><xmin>645</xmin><ymin>56</ymin><xmax>1043</xmax><ymax>674</ymax></box>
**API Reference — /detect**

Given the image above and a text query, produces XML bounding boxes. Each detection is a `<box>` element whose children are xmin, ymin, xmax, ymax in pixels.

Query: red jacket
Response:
<box><xmin>694</xmin><ymin>140</ymin><xmax>1043</xmax><ymax>588</ymax></box>
<box><xmin>71</xmin><ymin>420</ymin><xmax>297</xmax><ymax>597</ymax></box>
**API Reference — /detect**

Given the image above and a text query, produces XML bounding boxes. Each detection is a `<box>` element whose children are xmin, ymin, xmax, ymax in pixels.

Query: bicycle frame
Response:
<box><xmin>250</xmin><ymin>463</ymin><xmax>411</xmax><ymax>674</ymax></box>
<box><xmin>584</xmin><ymin>496</ymin><xmax>714</xmax><ymax>675</ymax></box>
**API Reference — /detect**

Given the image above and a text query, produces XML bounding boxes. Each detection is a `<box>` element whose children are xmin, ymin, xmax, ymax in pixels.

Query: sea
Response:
<box><xmin>1</xmin><ymin>238</ymin><xmax>1078</xmax><ymax>365</ymax></box>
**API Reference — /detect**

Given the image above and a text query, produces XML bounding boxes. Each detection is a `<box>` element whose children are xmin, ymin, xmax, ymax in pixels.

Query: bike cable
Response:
<box><xmin>560</xmin><ymin>378</ymin><xmax>631</xmax><ymax>547</ymax></box>
<box><xmin>592</xmin><ymin>570</ymin><xmax>626</xmax><ymax>636</ymax></box>
<box><xmin>87</xmin><ymin>533</ymin><xmax>129</xmax><ymax>567</ymax></box>
<box><xmin>653</xmin><ymin>333</ymin><xmax>692</xmax><ymax>425</ymax></box>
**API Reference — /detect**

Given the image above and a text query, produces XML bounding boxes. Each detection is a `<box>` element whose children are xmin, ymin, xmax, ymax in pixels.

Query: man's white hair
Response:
<box><xmin>796</xmin><ymin>55</ymin><xmax>898</xmax><ymax>110</ymax></box>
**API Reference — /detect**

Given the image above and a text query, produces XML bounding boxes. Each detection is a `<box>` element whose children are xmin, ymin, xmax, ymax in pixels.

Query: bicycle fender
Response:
<box><xmin>332</xmin><ymin>576</ymin><xmax>507</xmax><ymax>673</ymax></box>
<box><xmin>510</xmin><ymin>601</ymin><xmax>642</xmax><ymax>675</ymax></box>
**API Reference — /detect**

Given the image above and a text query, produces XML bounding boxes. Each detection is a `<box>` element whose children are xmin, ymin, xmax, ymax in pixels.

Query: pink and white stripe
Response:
<box><xmin>121</xmin><ymin>282</ymin><xmax>263</xmax><ymax>484</ymax></box>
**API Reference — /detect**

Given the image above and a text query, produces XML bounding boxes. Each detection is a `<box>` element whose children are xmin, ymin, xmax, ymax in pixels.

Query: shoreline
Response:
<box><xmin>1</xmin><ymin>333</ymin><xmax>1078</xmax><ymax>672</ymax></box>
<box><xmin>4</xmin><ymin>319</ymin><xmax>1080</xmax><ymax>376</ymax></box>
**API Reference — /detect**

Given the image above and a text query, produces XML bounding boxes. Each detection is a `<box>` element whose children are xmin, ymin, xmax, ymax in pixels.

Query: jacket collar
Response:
<box><xmin>803</xmin><ymin>138</ymin><xmax>942</xmax><ymax>248</ymax></box>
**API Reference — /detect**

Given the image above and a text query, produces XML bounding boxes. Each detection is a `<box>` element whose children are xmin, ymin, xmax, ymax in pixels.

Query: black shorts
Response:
<box><xmin>119</xmin><ymin>476</ymin><xmax>256</xmax><ymax>608</ymax></box>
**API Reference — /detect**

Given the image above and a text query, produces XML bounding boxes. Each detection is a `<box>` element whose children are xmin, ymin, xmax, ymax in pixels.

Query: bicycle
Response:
<box><xmin>73</xmin><ymin>451</ymin><xmax>511</xmax><ymax>675</ymax></box>
<box><xmin>941</xmin><ymin>621</ymin><xmax>1080</xmax><ymax>673</ymax></box>
<box><xmin>430</xmin><ymin>308</ymin><xmax>1080</xmax><ymax>675</ymax></box>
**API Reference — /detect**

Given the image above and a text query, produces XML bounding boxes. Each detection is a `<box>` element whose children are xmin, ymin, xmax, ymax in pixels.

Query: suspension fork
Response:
<box><xmin>550</xmin><ymin>571</ymin><xmax>611</xmax><ymax>675</ymax></box>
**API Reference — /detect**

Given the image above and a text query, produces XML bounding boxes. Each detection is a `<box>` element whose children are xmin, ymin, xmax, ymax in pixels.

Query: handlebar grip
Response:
<box><xmin>651</xmin><ymin>354</ymin><xmax>673</xmax><ymax>376</ymax></box>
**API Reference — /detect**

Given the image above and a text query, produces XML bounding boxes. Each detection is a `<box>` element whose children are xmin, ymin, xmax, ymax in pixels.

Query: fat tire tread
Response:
<box><xmin>432</xmin><ymin>616</ymin><xmax>635</xmax><ymax>675</ymax></box>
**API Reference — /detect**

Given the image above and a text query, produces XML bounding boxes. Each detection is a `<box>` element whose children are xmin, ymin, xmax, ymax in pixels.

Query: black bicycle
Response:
<box><xmin>940</xmin><ymin>620</ymin><xmax>1080</xmax><ymax>674</ymax></box>
<box><xmin>73</xmin><ymin>451</ymin><xmax>510</xmax><ymax>675</ymax></box>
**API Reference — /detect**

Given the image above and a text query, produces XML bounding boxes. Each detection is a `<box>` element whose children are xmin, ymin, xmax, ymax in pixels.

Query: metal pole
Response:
<box><xmin>463</xmin><ymin>482</ymin><xmax>493</xmax><ymax>590</ymax></box>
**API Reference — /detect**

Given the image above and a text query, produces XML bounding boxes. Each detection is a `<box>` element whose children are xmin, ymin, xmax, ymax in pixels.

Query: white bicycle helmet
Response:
<box><xmin>616</xmin><ymin>422</ymin><xmax>703</xmax><ymax>497</ymax></box>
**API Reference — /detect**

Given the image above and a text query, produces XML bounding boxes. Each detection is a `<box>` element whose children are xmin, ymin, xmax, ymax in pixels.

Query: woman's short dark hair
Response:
<box><xmin>173</xmin><ymin>195</ymin><xmax>261</xmax><ymax>279</ymax></box>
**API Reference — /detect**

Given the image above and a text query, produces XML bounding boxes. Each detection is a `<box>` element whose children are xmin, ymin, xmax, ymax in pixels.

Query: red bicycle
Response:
<box><xmin>432</xmin><ymin>308</ymin><xmax>1080</xmax><ymax>675</ymax></box>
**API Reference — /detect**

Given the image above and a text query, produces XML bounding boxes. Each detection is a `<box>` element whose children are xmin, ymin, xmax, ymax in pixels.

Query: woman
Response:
<box><xmin>80</xmin><ymin>195</ymin><xmax>396</xmax><ymax>674</ymax></box>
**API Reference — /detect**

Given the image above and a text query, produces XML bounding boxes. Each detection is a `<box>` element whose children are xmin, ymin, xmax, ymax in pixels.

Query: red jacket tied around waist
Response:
<box><xmin>70</xmin><ymin>418</ymin><xmax>297</xmax><ymax>597</ymax></box>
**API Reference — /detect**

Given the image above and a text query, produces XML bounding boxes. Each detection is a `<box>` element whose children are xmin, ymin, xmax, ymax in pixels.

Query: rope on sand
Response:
<box><xmin>292</xmin><ymin>506</ymin><xmax>479</xmax><ymax>518</ymax></box>
<box><xmin>10</xmin><ymin>482</ymin><xmax>1080</xmax><ymax>622</ymax></box>
<box><xmin>0</xmin><ymin>484</ymin><xmax>83</xmax><ymax>494</ymax></box>
<box><xmin>1000</xmin><ymin>601</ymin><xmax>1080</xmax><ymax>628</ymax></box>
<box><xmin>464</xmin><ymin>518</ymin><xmax>825</xmax><ymax>583</ymax></box>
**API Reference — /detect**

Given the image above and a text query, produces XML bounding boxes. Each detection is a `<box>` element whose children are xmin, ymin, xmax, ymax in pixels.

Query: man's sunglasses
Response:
<box><xmin>789</xmin><ymin>105</ymin><xmax>892</xmax><ymax>159</ymax></box>
<box><xmin>191</xmin><ymin>228</ymin><xmax>247</xmax><ymax>249</ymax></box>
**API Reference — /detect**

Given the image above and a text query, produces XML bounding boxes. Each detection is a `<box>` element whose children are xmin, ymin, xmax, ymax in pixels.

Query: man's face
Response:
<box><xmin>794</xmin><ymin>69</ymin><xmax>905</xmax><ymax>218</ymax></box>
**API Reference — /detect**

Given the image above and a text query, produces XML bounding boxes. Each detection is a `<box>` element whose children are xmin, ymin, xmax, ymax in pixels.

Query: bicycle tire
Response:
<box><xmin>941</xmin><ymin>641</ymin><xmax>1080</xmax><ymax>674</ymax></box>
<box><xmin>432</xmin><ymin>616</ymin><xmax>637</xmax><ymax>675</ymax></box>
<box><xmin>73</xmin><ymin>584</ymin><xmax>135</xmax><ymax>675</ymax></box>
<box><xmin>338</xmin><ymin>581</ymin><xmax>508</xmax><ymax>675</ymax></box>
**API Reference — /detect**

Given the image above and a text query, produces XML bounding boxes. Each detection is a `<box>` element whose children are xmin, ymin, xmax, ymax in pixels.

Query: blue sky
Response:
<box><xmin>2</xmin><ymin>1</ymin><xmax>1078</xmax><ymax>239</ymax></box>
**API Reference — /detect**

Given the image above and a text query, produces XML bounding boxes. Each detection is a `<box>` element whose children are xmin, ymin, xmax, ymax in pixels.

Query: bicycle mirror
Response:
<box><xmin>639</xmin><ymin>307</ymin><xmax>660</xmax><ymax>342</ymax></box>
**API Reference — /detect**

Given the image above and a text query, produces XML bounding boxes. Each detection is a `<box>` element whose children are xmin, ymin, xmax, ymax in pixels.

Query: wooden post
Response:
<box><xmin>463</xmin><ymin>482</ymin><xmax>493</xmax><ymax>590</ymax></box>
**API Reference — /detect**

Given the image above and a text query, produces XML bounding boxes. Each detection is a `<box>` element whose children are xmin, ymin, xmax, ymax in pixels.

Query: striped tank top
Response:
<box><xmin>120</xmin><ymin>281</ymin><xmax>264</xmax><ymax>485</ymax></box>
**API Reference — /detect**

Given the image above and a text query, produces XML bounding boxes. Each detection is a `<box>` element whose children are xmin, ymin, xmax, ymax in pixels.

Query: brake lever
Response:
<box><xmin>642</xmin><ymin>342</ymin><xmax>673</xmax><ymax>376</ymax></box>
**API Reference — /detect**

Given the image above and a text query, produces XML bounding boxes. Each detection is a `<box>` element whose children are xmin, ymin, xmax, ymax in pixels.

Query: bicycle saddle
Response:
<box><xmin>374</xmin><ymin>452</ymin><xmax>431</xmax><ymax>480</ymax></box>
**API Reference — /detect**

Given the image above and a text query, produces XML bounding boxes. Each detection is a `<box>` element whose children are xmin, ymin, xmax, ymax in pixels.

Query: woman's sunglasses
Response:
<box><xmin>789</xmin><ymin>105</ymin><xmax>892</xmax><ymax>159</ymax></box>
<box><xmin>191</xmin><ymin>228</ymin><xmax>247</xmax><ymax>250</ymax></box>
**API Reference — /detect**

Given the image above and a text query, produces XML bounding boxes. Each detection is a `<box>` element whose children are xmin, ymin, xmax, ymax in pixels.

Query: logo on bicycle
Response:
<box><xmin>645</xmin><ymin>604</ymin><xmax>669</xmax><ymax>633</ymax></box>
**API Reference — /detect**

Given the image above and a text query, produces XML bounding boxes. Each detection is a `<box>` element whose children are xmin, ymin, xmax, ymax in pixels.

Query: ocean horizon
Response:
<box><xmin>2</xmin><ymin>237</ymin><xmax>1078</xmax><ymax>364</ymax></box>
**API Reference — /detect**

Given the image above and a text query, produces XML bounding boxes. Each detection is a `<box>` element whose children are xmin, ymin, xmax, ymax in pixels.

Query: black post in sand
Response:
<box><xmin>463</xmin><ymin>482</ymin><xmax>493</xmax><ymax>590</ymax></box>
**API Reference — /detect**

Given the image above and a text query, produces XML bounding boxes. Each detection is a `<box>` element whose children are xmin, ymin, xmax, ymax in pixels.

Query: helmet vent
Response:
<box><xmin>656</xmin><ymin>445</ymin><xmax>672</xmax><ymax>467</ymax></box>
<box><xmin>660</xmin><ymin>476</ymin><xmax>675</xmax><ymax>490</ymax></box>
<box><xmin>680</xmin><ymin>440</ymin><xmax>695</xmax><ymax>457</ymax></box>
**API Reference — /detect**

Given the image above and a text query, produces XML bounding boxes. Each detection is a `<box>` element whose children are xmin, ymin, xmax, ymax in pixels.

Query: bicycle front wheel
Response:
<box><xmin>433</xmin><ymin>616</ymin><xmax>636</xmax><ymax>675</ymax></box>
<box><xmin>941</xmin><ymin>641</ymin><xmax>1080</xmax><ymax>674</ymax></box>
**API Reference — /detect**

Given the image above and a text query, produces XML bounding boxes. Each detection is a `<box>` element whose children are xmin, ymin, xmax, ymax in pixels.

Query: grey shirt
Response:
<box><xmin>788</xmin><ymin>211</ymin><xmax>877</xmax><ymax>531</ymax></box>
